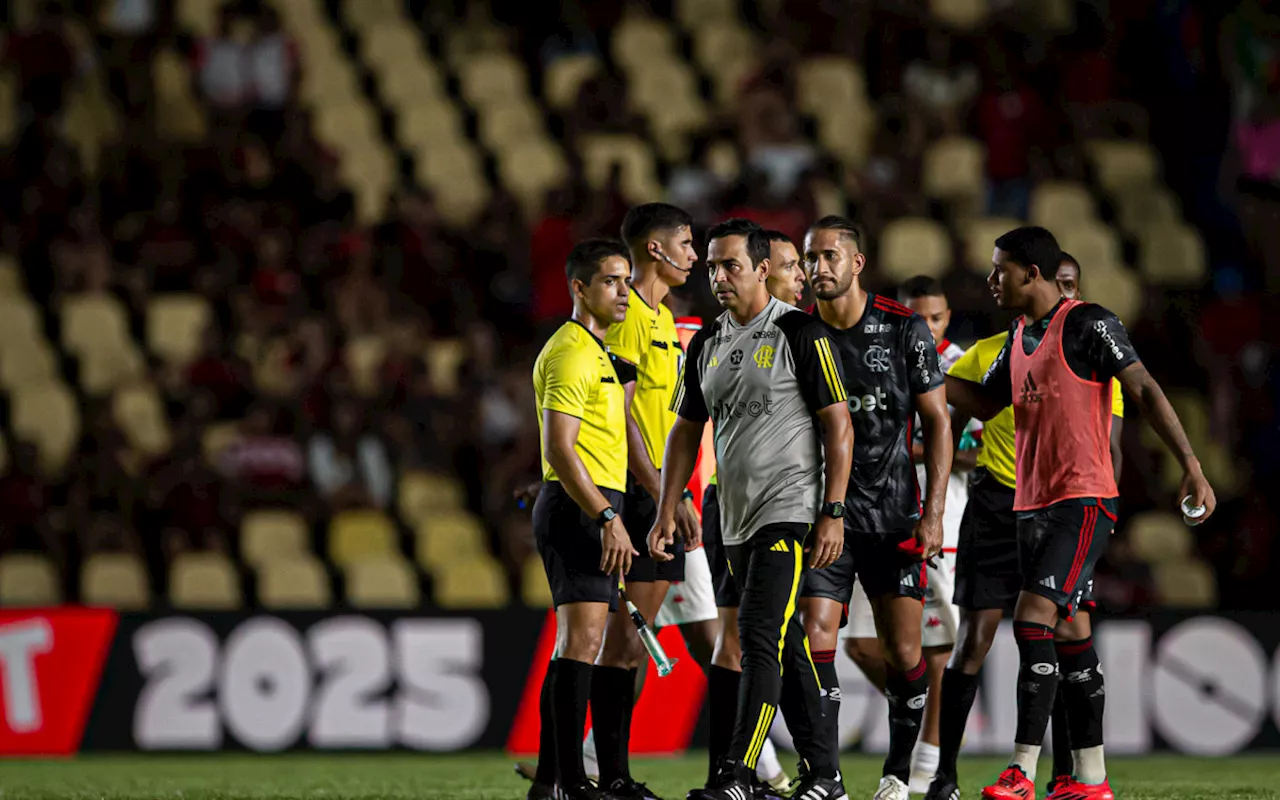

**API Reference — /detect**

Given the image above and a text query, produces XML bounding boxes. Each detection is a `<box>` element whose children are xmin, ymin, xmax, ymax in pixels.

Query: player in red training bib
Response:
<box><xmin>945</xmin><ymin>226</ymin><xmax>1216</xmax><ymax>800</ymax></box>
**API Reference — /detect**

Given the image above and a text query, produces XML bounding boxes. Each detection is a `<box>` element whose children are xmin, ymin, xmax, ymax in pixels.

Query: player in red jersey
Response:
<box><xmin>945</xmin><ymin>227</ymin><xmax>1215</xmax><ymax>800</ymax></box>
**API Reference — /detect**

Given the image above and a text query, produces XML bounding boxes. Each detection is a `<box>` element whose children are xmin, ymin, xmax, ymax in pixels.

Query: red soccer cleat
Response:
<box><xmin>1046</xmin><ymin>778</ymin><xmax>1114</xmax><ymax>800</ymax></box>
<box><xmin>982</xmin><ymin>766</ymin><xmax>1036</xmax><ymax>800</ymax></box>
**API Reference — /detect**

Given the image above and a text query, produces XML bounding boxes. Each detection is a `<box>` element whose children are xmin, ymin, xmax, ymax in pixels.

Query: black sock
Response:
<box><xmin>1012</xmin><ymin>622</ymin><xmax>1058</xmax><ymax>747</ymax></box>
<box><xmin>883</xmin><ymin>658</ymin><xmax>928</xmax><ymax>782</ymax></box>
<box><xmin>780</xmin><ymin>627</ymin><xmax>838</xmax><ymax>779</ymax></box>
<box><xmin>535</xmin><ymin>661</ymin><xmax>558</xmax><ymax>785</ymax></box>
<box><xmin>936</xmin><ymin>667</ymin><xmax>980</xmax><ymax>781</ymax></box>
<box><xmin>707</xmin><ymin>666</ymin><xmax>741</xmax><ymax>787</ymax></box>
<box><xmin>1050</xmin><ymin>683</ymin><xmax>1072</xmax><ymax>780</ymax></box>
<box><xmin>1056</xmin><ymin>637</ymin><xmax>1105</xmax><ymax>752</ymax></box>
<box><xmin>590</xmin><ymin>666</ymin><xmax>633</xmax><ymax>786</ymax></box>
<box><xmin>618</xmin><ymin>668</ymin><xmax>638</xmax><ymax>781</ymax></box>
<box><xmin>811</xmin><ymin>649</ymin><xmax>841</xmax><ymax>769</ymax></box>
<box><xmin>552</xmin><ymin>658</ymin><xmax>593</xmax><ymax>786</ymax></box>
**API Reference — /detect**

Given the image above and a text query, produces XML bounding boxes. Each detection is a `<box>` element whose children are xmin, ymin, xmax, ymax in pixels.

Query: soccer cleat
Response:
<box><xmin>527</xmin><ymin>781</ymin><xmax>562</xmax><ymax>800</ymax></box>
<box><xmin>788</xmin><ymin>771</ymin><xmax>846</xmax><ymax>800</ymax></box>
<box><xmin>923</xmin><ymin>775</ymin><xmax>960</xmax><ymax>800</ymax></box>
<box><xmin>564</xmin><ymin>780</ymin><xmax>619</xmax><ymax>800</ymax></box>
<box><xmin>981</xmin><ymin>767</ymin><xmax>1035</xmax><ymax>800</ymax></box>
<box><xmin>1045</xmin><ymin>778</ymin><xmax>1113</xmax><ymax>800</ymax></box>
<box><xmin>1044</xmin><ymin>777</ymin><xmax>1070</xmax><ymax>797</ymax></box>
<box><xmin>606</xmin><ymin>778</ymin><xmax>664</xmax><ymax>800</ymax></box>
<box><xmin>762</xmin><ymin>770</ymin><xmax>797</xmax><ymax>799</ymax></box>
<box><xmin>872</xmin><ymin>776</ymin><xmax>910</xmax><ymax>800</ymax></box>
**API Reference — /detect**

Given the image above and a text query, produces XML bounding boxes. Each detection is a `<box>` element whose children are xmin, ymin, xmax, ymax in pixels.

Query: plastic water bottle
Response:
<box><xmin>1180</xmin><ymin>495</ymin><xmax>1207</xmax><ymax>527</ymax></box>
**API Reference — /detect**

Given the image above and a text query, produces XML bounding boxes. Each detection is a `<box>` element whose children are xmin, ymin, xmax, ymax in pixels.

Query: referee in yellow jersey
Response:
<box><xmin>924</xmin><ymin>252</ymin><xmax>1125</xmax><ymax>800</ymax></box>
<box><xmin>528</xmin><ymin>239</ymin><xmax>639</xmax><ymax>800</ymax></box>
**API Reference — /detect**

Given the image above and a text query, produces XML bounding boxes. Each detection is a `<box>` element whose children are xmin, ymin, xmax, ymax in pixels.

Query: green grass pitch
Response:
<box><xmin>0</xmin><ymin>753</ymin><xmax>1277</xmax><ymax>799</ymax></box>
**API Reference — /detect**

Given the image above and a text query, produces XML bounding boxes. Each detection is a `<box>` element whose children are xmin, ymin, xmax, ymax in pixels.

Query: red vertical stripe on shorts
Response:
<box><xmin>1064</xmin><ymin>505</ymin><xmax>1097</xmax><ymax>594</ymax></box>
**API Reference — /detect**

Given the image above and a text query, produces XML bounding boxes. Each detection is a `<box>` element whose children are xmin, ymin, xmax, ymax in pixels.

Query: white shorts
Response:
<box><xmin>839</xmin><ymin>554</ymin><xmax>958</xmax><ymax>649</ymax></box>
<box><xmin>656</xmin><ymin>546</ymin><xmax>718</xmax><ymax>627</ymax></box>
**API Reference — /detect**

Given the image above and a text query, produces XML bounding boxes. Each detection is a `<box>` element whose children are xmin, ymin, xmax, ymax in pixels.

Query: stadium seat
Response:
<box><xmin>879</xmin><ymin>218</ymin><xmax>951</xmax><ymax>282</ymax></box>
<box><xmin>0</xmin><ymin>553</ymin><xmax>60</xmax><ymax>606</ymax></box>
<box><xmin>81</xmin><ymin>552</ymin><xmax>150</xmax><ymax>610</ymax></box>
<box><xmin>627</xmin><ymin>58</ymin><xmax>700</xmax><ymax>116</ymax></box>
<box><xmin>612</xmin><ymin>15</ymin><xmax>676</xmax><ymax>73</ymax></box>
<box><xmin>170</xmin><ymin>552</ymin><xmax>242</xmax><ymax>610</ymax></box>
<box><xmin>1153</xmin><ymin>558</ymin><xmax>1217</xmax><ymax>608</ymax></box>
<box><xmin>1112</xmin><ymin>185</ymin><xmax>1181</xmax><ymax>236</ymax></box>
<box><xmin>415</xmin><ymin>155</ymin><xmax>490</xmax><ymax>227</ymax></box>
<box><xmin>457</xmin><ymin>54</ymin><xmax>529</xmax><ymax>110</ymax></box>
<box><xmin>1138</xmin><ymin>223</ymin><xmax>1207</xmax><ymax>287</ymax></box>
<box><xmin>258</xmin><ymin>556</ymin><xmax>331</xmax><ymax>609</ymax></box>
<box><xmin>398</xmin><ymin>103</ymin><xmax>468</xmax><ymax>153</ymax></box>
<box><xmin>378</xmin><ymin>59</ymin><xmax>448</xmax><ymax>110</ymax></box>
<box><xmin>342</xmin><ymin>0</ymin><xmax>402</xmax><ymax>30</ymax></box>
<box><xmin>962</xmin><ymin>217</ymin><xmax>1023</xmax><ymax>275</ymax></box>
<box><xmin>0</xmin><ymin>73</ymin><xmax>16</xmax><ymax>147</ymax></box>
<box><xmin>241</xmin><ymin>509</ymin><xmax>311</xmax><ymax>568</ymax></box>
<box><xmin>0</xmin><ymin>295</ymin><xmax>41</xmax><ymax>346</ymax></box>
<box><xmin>816</xmin><ymin>104</ymin><xmax>875</xmax><ymax>169</ymax></box>
<box><xmin>693</xmin><ymin>25</ymin><xmax>756</xmax><ymax>73</ymax></box>
<box><xmin>676</xmin><ymin>0</ymin><xmax>739</xmax><ymax>28</ymax></box>
<box><xmin>522</xmin><ymin>556</ymin><xmax>553</xmax><ymax>608</ymax></box>
<box><xmin>417</xmin><ymin>512</ymin><xmax>488</xmax><ymax>570</ymax></box>
<box><xmin>11</xmin><ymin>382</ymin><xmax>80</xmax><ymax>476</ymax></box>
<box><xmin>313</xmin><ymin>101</ymin><xmax>381</xmax><ymax>155</ymax></box>
<box><xmin>177</xmin><ymin>0</ymin><xmax>218</xmax><ymax>35</ymax></box>
<box><xmin>345</xmin><ymin>555</ymin><xmax>420</xmax><ymax>608</ymax></box>
<box><xmin>1030</xmin><ymin>181</ymin><xmax>1096</xmax><ymax>229</ymax></box>
<box><xmin>78</xmin><ymin>341</ymin><xmax>147</xmax><ymax>398</ymax></box>
<box><xmin>426</xmin><ymin>338</ymin><xmax>467</xmax><ymax>396</ymax></box>
<box><xmin>1082</xmin><ymin>265</ymin><xmax>1141</xmax><ymax>324</ymax></box>
<box><xmin>543</xmin><ymin>54</ymin><xmax>600</xmax><ymax>110</ymax></box>
<box><xmin>399</xmin><ymin>471</ymin><xmax>465</xmax><ymax>527</ymax></box>
<box><xmin>299</xmin><ymin>53</ymin><xmax>362</xmax><ymax>109</ymax></box>
<box><xmin>1056</xmin><ymin>221</ymin><xmax>1123</xmax><ymax>272</ymax></box>
<box><xmin>433</xmin><ymin>554</ymin><xmax>510</xmax><ymax>609</ymax></box>
<box><xmin>60</xmin><ymin>293</ymin><xmax>132</xmax><ymax>357</ymax></box>
<box><xmin>0</xmin><ymin>253</ymin><xmax>21</xmax><ymax>295</ymax></box>
<box><xmin>923</xmin><ymin>136</ymin><xmax>985</xmax><ymax>209</ymax></box>
<box><xmin>147</xmin><ymin>294</ymin><xmax>211</xmax><ymax>366</ymax></box>
<box><xmin>154</xmin><ymin>48</ymin><xmax>207</xmax><ymax>141</ymax></box>
<box><xmin>1126</xmin><ymin>511</ymin><xmax>1193</xmax><ymax>564</ymax></box>
<box><xmin>579</xmin><ymin>134</ymin><xmax>662</xmax><ymax>204</ymax></box>
<box><xmin>0</xmin><ymin>338</ymin><xmax>58</xmax><ymax>393</ymax></box>
<box><xmin>361</xmin><ymin>23</ymin><xmax>425</xmax><ymax>68</ymax></box>
<box><xmin>478</xmin><ymin>101</ymin><xmax>546</xmax><ymax>152</ymax></box>
<box><xmin>201</xmin><ymin>420</ymin><xmax>240</xmax><ymax>466</ymax></box>
<box><xmin>798</xmin><ymin>57</ymin><xmax>867</xmax><ymax>115</ymax></box>
<box><xmin>329</xmin><ymin>509</ymin><xmax>398</xmax><ymax>567</ymax></box>
<box><xmin>112</xmin><ymin>382</ymin><xmax>172</xmax><ymax>459</ymax></box>
<box><xmin>345</xmin><ymin>335</ymin><xmax>388</xmax><ymax>398</ymax></box>
<box><xmin>708</xmin><ymin>58</ymin><xmax>760</xmax><ymax>108</ymax></box>
<box><xmin>498</xmin><ymin>139</ymin><xmax>570</xmax><ymax>216</ymax></box>
<box><xmin>929</xmin><ymin>0</ymin><xmax>988</xmax><ymax>29</ymax></box>
<box><xmin>1086</xmin><ymin>139</ymin><xmax>1159</xmax><ymax>193</ymax></box>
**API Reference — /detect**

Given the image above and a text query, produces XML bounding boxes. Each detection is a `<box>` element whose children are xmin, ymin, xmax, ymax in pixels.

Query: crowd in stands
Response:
<box><xmin>0</xmin><ymin>0</ymin><xmax>1274</xmax><ymax>612</ymax></box>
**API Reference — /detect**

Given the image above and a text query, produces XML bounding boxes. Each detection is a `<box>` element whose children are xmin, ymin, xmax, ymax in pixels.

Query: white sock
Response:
<box><xmin>583</xmin><ymin>726</ymin><xmax>598</xmax><ymax>777</ymax></box>
<box><xmin>1009</xmin><ymin>743</ymin><xmax>1040</xmax><ymax>782</ymax></box>
<box><xmin>913</xmin><ymin>741</ymin><xmax>940</xmax><ymax>777</ymax></box>
<box><xmin>1073</xmin><ymin>745</ymin><xmax>1106</xmax><ymax>785</ymax></box>
<box><xmin>756</xmin><ymin>736</ymin><xmax>783</xmax><ymax>781</ymax></box>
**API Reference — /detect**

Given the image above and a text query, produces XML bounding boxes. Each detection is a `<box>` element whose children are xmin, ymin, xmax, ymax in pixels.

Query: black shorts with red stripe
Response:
<box><xmin>1017</xmin><ymin>496</ymin><xmax>1118</xmax><ymax>617</ymax></box>
<box><xmin>800</xmin><ymin>523</ymin><xmax>929</xmax><ymax>611</ymax></box>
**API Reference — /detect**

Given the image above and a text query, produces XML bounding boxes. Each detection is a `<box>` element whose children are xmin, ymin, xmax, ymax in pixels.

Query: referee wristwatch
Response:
<box><xmin>595</xmin><ymin>507</ymin><xmax>618</xmax><ymax>527</ymax></box>
<box><xmin>820</xmin><ymin>501</ymin><xmax>846</xmax><ymax>520</ymax></box>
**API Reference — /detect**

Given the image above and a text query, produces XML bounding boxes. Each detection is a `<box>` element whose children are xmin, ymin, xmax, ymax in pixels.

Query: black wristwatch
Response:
<box><xmin>820</xmin><ymin>501</ymin><xmax>846</xmax><ymax>520</ymax></box>
<box><xmin>594</xmin><ymin>507</ymin><xmax>618</xmax><ymax>526</ymax></box>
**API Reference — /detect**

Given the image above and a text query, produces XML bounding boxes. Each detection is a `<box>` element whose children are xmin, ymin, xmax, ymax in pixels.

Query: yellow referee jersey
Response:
<box><xmin>948</xmin><ymin>332</ymin><xmax>1124</xmax><ymax>490</ymax></box>
<box><xmin>605</xmin><ymin>292</ymin><xmax>682</xmax><ymax>469</ymax></box>
<box><xmin>534</xmin><ymin>320</ymin><xmax>628</xmax><ymax>492</ymax></box>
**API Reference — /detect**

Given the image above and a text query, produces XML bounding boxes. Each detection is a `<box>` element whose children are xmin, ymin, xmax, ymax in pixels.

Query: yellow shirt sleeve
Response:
<box><xmin>604</xmin><ymin>305</ymin><xmax>647</xmax><ymax>368</ymax></box>
<box><xmin>541</xmin><ymin>346</ymin><xmax>595</xmax><ymax>419</ymax></box>
<box><xmin>947</xmin><ymin>342</ymin><xmax>986</xmax><ymax>382</ymax></box>
<box><xmin>1111</xmin><ymin>377</ymin><xmax>1124</xmax><ymax>418</ymax></box>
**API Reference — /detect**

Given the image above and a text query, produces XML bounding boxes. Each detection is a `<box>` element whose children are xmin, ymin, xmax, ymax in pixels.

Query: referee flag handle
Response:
<box><xmin>618</xmin><ymin>574</ymin><xmax>677</xmax><ymax>677</ymax></box>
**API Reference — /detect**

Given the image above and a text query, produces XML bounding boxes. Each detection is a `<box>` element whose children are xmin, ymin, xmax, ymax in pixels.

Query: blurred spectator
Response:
<box><xmin>69</xmin><ymin>409</ymin><xmax>140</xmax><ymax>550</ymax></box>
<box><xmin>177</xmin><ymin>324</ymin><xmax>253</xmax><ymax>417</ymax></box>
<box><xmin>147</xmin><ymin>437</ymin><xmax>230</xmax><ymax>562</ymax></box>
<box><xmin>100</xmin><ymin>0</ymin><xmax>158</xmax><ymax>118</ymax></box>
<box><xmin>331</xmin><ymin>238</ymin><xmax>390</xmax><ymax>337</ymax></box>
<box><xmin>902</xmin><ymin>27</ymin><xmax>979</xmax><ymax>138</ymax></box>
<box><xmin>976</xmin><ymin>44</ymin><xmax>1048</xmax><ymax>220</ymax></box>
<box><xmin>528</xmin><ymin>185</ymin><xmax>578</xmax><ymax>329</ymax></box>
<box><xmin>217</xmin><ymin>404</ymin><xmax>306</xmax><ymax>504</ymax></box>
<box><xmin>4</xmin><ymin>2</ymin><xmax>78</xmax><ymax>123</ymax></box>
<box><xmin>245</xmin><ymin>6</ymin><xmax>298</xmax><ymax>147</ymax></box>
<box><xmin>308</xmin><ymin>398</ymin><xmax>393</xmax><ymax>511</ymax></box>
<box><xmin>194</xmin><ymin>4</ymin><xmax>251</xmax><ymax>125</ymax></box>
<box><xmin>0</xmin><ymin>442</ymin><xmax>54</xmax><ymax>557</ymax></box>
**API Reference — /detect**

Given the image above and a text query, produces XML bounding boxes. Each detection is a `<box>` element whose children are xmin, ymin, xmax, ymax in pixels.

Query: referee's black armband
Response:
<box><xmin>610</xmin><ymin>354</ymin><xmax>638</xmax><ymax>384</ymax></box>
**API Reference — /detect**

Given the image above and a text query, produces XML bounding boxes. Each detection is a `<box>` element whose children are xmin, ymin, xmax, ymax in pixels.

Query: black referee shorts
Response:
<box><xmin>800</xmin><ymin>521</ymin><xmax>928</xmax><ymax>605</ymax></box>
<box><xmin>533</xmin><ymin>481</ymin><xmax>622</xmax><ymax>611</ymax></box>
<box><xmin>622</xmin><ymin>475</ymin><xmax>686</xmax><ymax>584</ymax></box>
<box><xmin>1018</xmin><ymin>496</ymin><xmax>1117</xmax><ymax>618</ymax></box>
<box><xmin>954</xmin><ymin>468</ymin><xmax>1020</xmax><ymax>612</ymax></box>
<box><xmin>700</xmin><ymin>484</ymin><xmax>739</xmax><ymax>608</ymax></box>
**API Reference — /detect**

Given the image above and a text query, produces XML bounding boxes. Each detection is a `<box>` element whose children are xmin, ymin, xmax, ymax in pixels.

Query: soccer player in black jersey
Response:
<box><xmin>800</xmin><ymin>216</ymin><xmax>954</xmax><ymax>800</ymax></box>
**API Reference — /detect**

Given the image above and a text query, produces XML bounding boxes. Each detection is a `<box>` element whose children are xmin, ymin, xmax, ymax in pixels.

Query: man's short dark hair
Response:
<box><xmin>620</xmin><ymin>203</ymin><xmax>694</xmax><ymax>255</ymax></box>
<box><xmin>762</xmin><ymin>229</ymin><xmax>794</xmax><ymax>247</ymax></box>
<box><xmin>566</xmin><ymin>239</ymin><xmax>630</xmax><ymax>285</ymax></box>
<box><xmin>706</xmin><ymin>218</ymin><xmax>770</xmax><ymax>268</ymax></box>
<box><xmin>807</xmin><ymin>215</ymin><xmax>863</xmax><ymax>251</ymax></box>
<box><xmin>994</xmin><ymin>226</ymin><xmax>1062</xmax><ymax>278</ymax></box>
<box><xmin>900</xmin><ymin>275</ymin><xmax>945</xmax><ymax>301</ymax></box>
<box><xmin>1058</xmin><ymin>251</ymin><xmax>1081</xmax><ymax>277</ymax></box>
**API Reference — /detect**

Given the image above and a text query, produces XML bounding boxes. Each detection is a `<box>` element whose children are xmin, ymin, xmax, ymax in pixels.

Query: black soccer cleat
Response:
<box><xmin>787</xmin><ymin>770</ymin><xmax>845</xmax><ymax>800</ymax></box>
<box><xmin>563</xmin><ymin>780</ymin><xmax>619</xmax><ymax>800</ymax></box>
<box><xmin>605</xmin><ymin>778</ymin><xmax>664</xmax><ymax>800</ymax></box>
<box><xmin>924</xmin><ymin>775</ymin><xmax>961</xmax><ymax>800</ymax></box>
<box><xmin>527</xmin><ymin>781</ymin><xmax>561</xmax><ymax>800</ymax></box>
